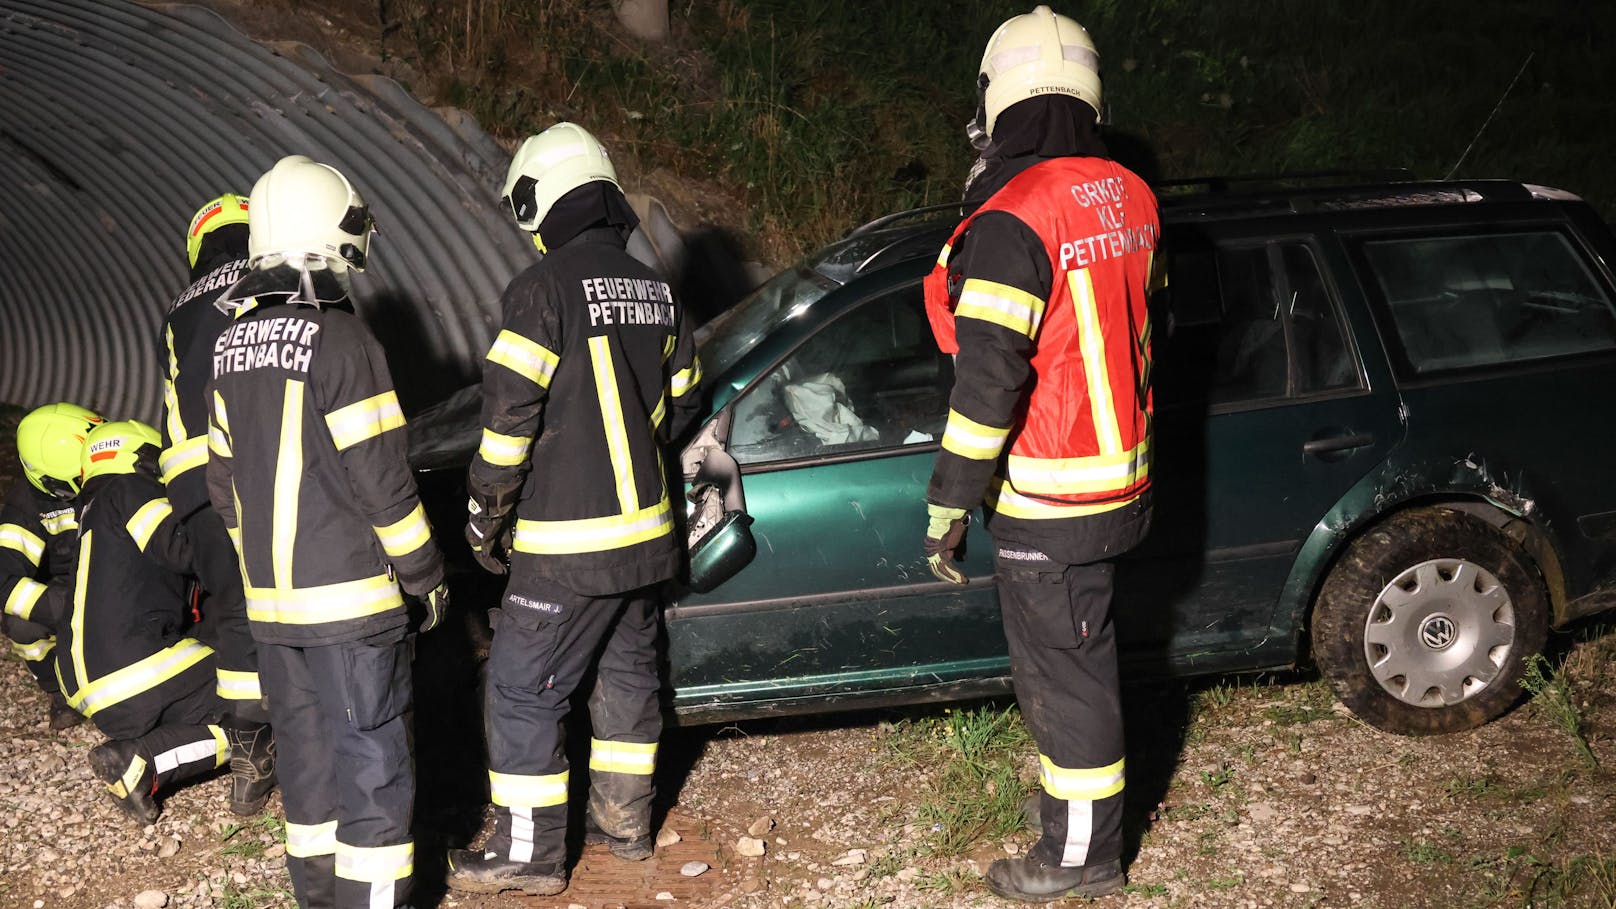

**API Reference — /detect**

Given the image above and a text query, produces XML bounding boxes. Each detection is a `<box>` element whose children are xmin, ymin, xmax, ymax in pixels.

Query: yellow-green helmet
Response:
<box><xmin>187</xmin><ymin>193</ymin><xmax>250</xmax><ymax>270</ymax></box>
<box><xmin>82</xmin><ymin>420</ymin><xmax>162</xmax><ymax>483</ymax></box>
<box><xmin>17</xmin><ymin>403</ymin><xmax>104</xmax><ymax>499</ymax></box>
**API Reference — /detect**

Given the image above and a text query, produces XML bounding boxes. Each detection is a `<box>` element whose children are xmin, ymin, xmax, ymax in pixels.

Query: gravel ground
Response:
<box><xmin>4</xmin><ymin>626</ymin><xmax>1614</xmax><ymax>909</ymax></box>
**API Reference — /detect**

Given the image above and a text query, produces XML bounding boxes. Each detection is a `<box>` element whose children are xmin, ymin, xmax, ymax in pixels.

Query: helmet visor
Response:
<box><xmin>337</xmin><ymin>204</ymin><xmax>374</xmax><ymax>271</ymax></box>
<box><xmin>504</xmin><ymin>175</ymin><xmax>540</xmax><ymax>227</ymax></box>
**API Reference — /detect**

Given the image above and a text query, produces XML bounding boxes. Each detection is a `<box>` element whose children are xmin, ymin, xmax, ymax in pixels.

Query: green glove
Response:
<box><xmin>923</xmin><ymin>503</ymin><xmax>970</xmax><ymax>586</ymax></box>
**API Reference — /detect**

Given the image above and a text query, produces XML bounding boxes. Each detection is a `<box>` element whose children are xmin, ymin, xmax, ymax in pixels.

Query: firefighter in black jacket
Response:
<box><xmin>160</xmin><ymin>192</ymin><xmax>276</xmax><ymax>814</ymax></box>
<box><xmin>207</xmin><ymin>154</ymin><xmax>448</xmax><ymax>909</ymax></box>
<box><xmin>446</xmin><ymin>122</ymin><xmax>701</xmax><ymax>897</ymax></box>
<box><xmin>2</xmin><ymin>402</ymin><xmax>103</xmax><ymax>730</ymax></box>
<box><xmin>55</xmin><ymin>421</ymin><xmax>234</xmax><ymax>824</ymax></box>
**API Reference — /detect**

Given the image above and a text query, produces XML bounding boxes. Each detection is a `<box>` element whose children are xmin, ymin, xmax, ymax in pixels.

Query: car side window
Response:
<box><xmin>1360</xmin><ymin>230</ymin><xmax>1616</xmax><ymax>375</ymax></box>
<box><xmin>1155</xmin><ymin>239</ymin><xmax>1360</xmax><ymax>408</ymax></box>
<box><xmin>728</xmin><ymin>285</ymin><xmax>954</xmax><ymax>465</ymax></box>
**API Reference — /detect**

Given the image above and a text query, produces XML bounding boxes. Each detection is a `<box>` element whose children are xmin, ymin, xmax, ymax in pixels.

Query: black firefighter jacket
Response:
<box><xmin>0</xmin><ymin>478</ymin><xmax>77</xmax><ymax>651</ymax></box>
<box><xmin>468</xmin><ymin>227</ymin><xmax>702</xmax><ymax>596</ymax></box>
<box><xmin>160</xmin><ymin>255</ymin><xmax>248</xmax><ymax>517</ymax></box>
<box><xmin>206</xmin><ymin>295</ymin><xmax>446</xmax><ymax>647</ymax></box>
<box><xmin>53</xmin><ymin>471</ymin><xmax>213</xmax><ymax>724</ymax></box>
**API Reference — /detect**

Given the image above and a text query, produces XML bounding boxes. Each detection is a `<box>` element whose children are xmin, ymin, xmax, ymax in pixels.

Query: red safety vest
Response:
<box><xmin>927</xmin><ymin>157</ymin><xmax>1160</xmax><ymax>517</ymax></box>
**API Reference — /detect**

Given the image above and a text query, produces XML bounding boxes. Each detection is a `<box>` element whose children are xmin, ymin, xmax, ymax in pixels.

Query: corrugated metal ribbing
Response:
<box><xmin>0</xmin><ymin>0</ymin><xmax>530</xmax><ymax>421</ymax></box>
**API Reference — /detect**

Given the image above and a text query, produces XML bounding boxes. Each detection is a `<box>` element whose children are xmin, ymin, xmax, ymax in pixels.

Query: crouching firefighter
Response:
<box><xmin>50</xmin><ymin>421</ymin><xmax>235</xmax><ymax>824</ymax></box>
<box><xmin>923</xmin><ymin>6</ymin><xmax>1160</xmax><ymax>902</ymax></box>
<box><xmin>2</xmin><ymin>403</ymin><xmax>103</xmax><ymax>730</ymax></box>
<box><xmin>160</xmin><ymin>191</ymin><xmax>276</xmax><ymax>814</ymax></box>
<box><xmin>208</xmin><ymin>155</ymin><xmax>448</xmax><ymax>909</ymax></box>
<box><xmin>446</xmin><ymin>122</ymin><xmax>702</xmax><ymax>897</ymax></box>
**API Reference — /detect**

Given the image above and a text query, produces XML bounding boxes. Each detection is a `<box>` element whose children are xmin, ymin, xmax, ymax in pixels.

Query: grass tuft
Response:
<box><xmin>1521</xmin><ymin>653</ymin><xmax>1598</xmax><ymax>769</ymax></box>
<box><xmin>883</xmin><ymin>704</ymin><xmax>1034</xmax><ymax>856</ymax></box>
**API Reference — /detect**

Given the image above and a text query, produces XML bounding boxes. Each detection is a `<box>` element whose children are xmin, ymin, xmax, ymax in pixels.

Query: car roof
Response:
<box><xmin>809</xmin><ymin>176</ymin><xmax>1586</xmax><ymax>282</ymax></box>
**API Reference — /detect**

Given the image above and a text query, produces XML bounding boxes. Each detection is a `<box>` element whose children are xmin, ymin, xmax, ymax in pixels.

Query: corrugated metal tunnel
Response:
<box><xmin>0</xmin><ymin>0</ymin><xmax>533</xmax><ymax>421</ymax></box>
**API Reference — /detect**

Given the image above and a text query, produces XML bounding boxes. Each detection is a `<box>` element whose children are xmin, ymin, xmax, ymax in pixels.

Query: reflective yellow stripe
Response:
<box><xmin>286</xmin><ymin>820</ymin><xmax>338</xmax><ymax>859</ymax></box>
<box><xmin>1004</xmin><ymin>438</ymin><xmax>1150</xmax><ymax>496</ymax></box>
<box><xmin>1039</xmin><ymin>755</ymin><xmax>1125</xmax><ymax>801</ymax></box>
<box><xmin>512</xmin><ymin>495</ymin><xmax>672</xmax><ymax>555</ymax></box>
<box><xmin>590</xmin><ymin>336</ymin><xmax>639</xmax><ymax>515</ymax></box>
<box><xmin>941</xmin><ymin>409</ymin><xmax>1012</xmax><ymax>460</ymax></box>
<box><xmin>0</xmin><ymin>523</ymin><xmax>45</xmax><ymax>567</ymax></box>
<box><xmin>5</xmin><ymin>577</ymin><xmax>46</xmax><ymax>620</ymax></box>
<box><xmin>336</xmin><ymin>841</ymin><xmax>413</xmax><ymax>883</ymax></box>
<box><xmin>225</xmin><ymin>524</ymin><xmax>241</xmax><ymax>553</ymax></box>
<box><xmin>936</xmin><ymin>242</ymin><xmax>952</xmax><ymax>267</ymax></box>
<box><xmin>477</xmin><ymin>428</ymin><xmax>530</xmax><ymax>467</ymax></box>
<box><xmin>670</xmin><ymin>357</ymin><xmax>702</xmax><ymax>399</ymax></box>
<box><xmin>67</xmin><ymin>638</ymin><xmax>215</xmax><ymax>718</ymax></box>
<box><xmin>108</xmin><ymin>753</ymin><xmax>149</xmax><ymax>800</ymax></box>
<box><xmin>70</xmin><ymin>532</ymin><xmax>91</xmax><ymax>689</ymax></box>
<box><xmin>209</xmin><ymin>391</ymin><xmax>232</xmax><ymax>459</ymax></box>
<box><xmin>159</xmin><ymin>435</ymin><xmax>209</xmax><ymax>484</ymax></box>
<box><xmin>374</xmin><ymin>503</ymin><xmax>432</xmax><ymax>559</ymax></box>
<box><xmin>986</xmin><ymin>479</ymin><xmax>1138</xmax><ymax>520</ymax></box>
<box><xmin>650</xmin><ymin>393</ymin><xmax>666</xmax><ymax>432</ymax></box>
<box><xmin>11</xmin><ymin>638</ymin><xmax>51</xmax><ymax>661</ymax></box>
<box><xmin>956</xmin><ymin>278</ymin><xmax>1046</xmax><ymax>337</ymax></box>
<box><xmin>588</xmin><ymin>738</ymin><xmax>657</xmax><ymax>775</ymax></box>
<box><xmin>40</xmin><ymin>510</ymin><xmax>76</xmax><ymax>535</ymax></box>
<box><xmin>125</xmin><ymin>500</ymin><xmax>174</xmax><ymax>554</ymax></box>
<box><xmin>245</xmin><ymin>574</ymin><xmax>404</xmax><ymax>626</ymax></box>
<box><xmin>216</xmin><ymin>669</ymin><xmax>262</xmax><ymax>701</ymax></box>
<box><xmin>662</xmin><ymin>334</ymin><xmax>676</xmax><ymax>364</ymax></box>
<box><xmin>487</xmin><ymin>330</ymin><xmax>559</xmax><ymax>388</ymax></box>
<box><xmin>325</xmin><ymin>391</ymin><xmax>406</xmax><ymax>451</ymax></box>
<box><xmin>274</xmin><ymin>380</ymin><xmax>304</xmax><ymax>589</ymax></box>
<box><xmin>489</xmin><ymin>770</ymin><xmax>568</xmax><ymax>808</ymax></box>
<box><xmin>1068</xmin><ymin>268</ymin><xmax>1123</xmax><ymax>455</ymax></box>
<box><xmin>211</xmin><ymin>725</ymin><xmax>230</xmax><ymax>768</ymax></box>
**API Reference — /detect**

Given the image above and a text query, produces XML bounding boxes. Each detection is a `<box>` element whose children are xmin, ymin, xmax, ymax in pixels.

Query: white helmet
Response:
<box><xmin>500</xmin><ymin>122</ymin><xmax>620</xmax><ymax>234</ymax></box>
<box><xmin>246</xmin><ymin>155</ymin><xmax>374</xmax><ymax>272</ymax></box>
<box><xmin>978</xmin><ymin>5</ymin><xmax>1102</xmax><ymax>137</ymax></box>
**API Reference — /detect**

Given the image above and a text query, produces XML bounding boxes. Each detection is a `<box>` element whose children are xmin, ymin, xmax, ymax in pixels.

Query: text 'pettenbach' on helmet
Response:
<box><xmin>975</xmin><ymin>5</ymin><xmax>1102</xmax><ymax>139</ymax></box>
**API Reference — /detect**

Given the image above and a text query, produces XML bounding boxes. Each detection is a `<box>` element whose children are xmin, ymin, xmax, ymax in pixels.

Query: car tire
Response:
<box><xmin>1311</xmin><ymin>506</ymin><xmax>1548</xmax><ymax>735</ymax></box>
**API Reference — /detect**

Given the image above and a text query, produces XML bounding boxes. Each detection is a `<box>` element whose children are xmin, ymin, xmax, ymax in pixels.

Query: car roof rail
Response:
<box><xmin>845</xmin><ymin>201</ymin><xmax>983</xmax><ymax>238</ymax></box>
<box><xmin>1153</xmin><ymin>168</ymin><xmax>1418</xmax><ymax>195</ymax></box>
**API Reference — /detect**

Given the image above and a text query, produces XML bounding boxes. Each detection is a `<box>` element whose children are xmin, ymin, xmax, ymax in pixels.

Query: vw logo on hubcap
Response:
<box><xmin>1420</xmin><ymin>614</ymin><xmax>1458</xmax><ymax>651</ymax></box>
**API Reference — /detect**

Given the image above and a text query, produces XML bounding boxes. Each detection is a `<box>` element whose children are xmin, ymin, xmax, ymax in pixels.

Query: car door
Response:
<box><xmin>667</xmin><ymin>270</ymin><xmax>1010</xmax><ymax>714</ymax></box>
<box><xmin>1121</xmin><ymin>227</ymin><xmax>1407</xmax><ymax>673</ymax></box>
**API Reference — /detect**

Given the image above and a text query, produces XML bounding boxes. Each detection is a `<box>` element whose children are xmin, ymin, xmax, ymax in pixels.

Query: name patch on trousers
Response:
<box><xmin>213</xmin><ymin>317</ymin><xmax>320</xmax><ymax>377</ymax></box>
<box><xmin>581</xmin><ymin>276</ymin><xmax>676</xmax><ymax>328</ymax></box>
<box><xmin>507</xmin><ymin>594</ymin><xmax>564</xmax><ymax>615</ymax></box>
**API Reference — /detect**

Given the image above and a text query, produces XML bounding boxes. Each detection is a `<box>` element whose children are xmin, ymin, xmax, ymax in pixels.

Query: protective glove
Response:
<box><xmin>419</xmin><ymin>581</ymin><xmax>450</xmax><ymax>633</ymax></box>
<box><xmin>465</xmin><ymin>494</ymin><xmax>512</xmax><ymax>575</ymax></box>
<box><xmin>923</xmin><ymin>503</ymin><xmax>970</xmax><ymax>586</ymax></box>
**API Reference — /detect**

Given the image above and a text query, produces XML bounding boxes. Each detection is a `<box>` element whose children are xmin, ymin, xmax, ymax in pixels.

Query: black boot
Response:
<box><xmin>48</xmin><ymin>692</ymin><xmax>83</xmax><ymax>731</ymax></box>
<box><xmin>223</xmin><ymin>720</ymin><xmax>276</xmax><ymax>815</ymax></box>
<box><xmin>88</xmin><ymin>740</ymin><xmax>159</xmax><ymax>826</ymax></box>
<box><xmin>445</xmin><ymin>849</ymin><xmax>567</xmax><ymax>895</ymax></box>
<box><xmin>584</xmin><ymin>817</ymin><xmax>654</xmax><ymax>862</ymax></box>
<box><xmin>985</xmin><ymin>854</ymin><xmax>1124</xmax><ymax>902</ymax></box>
<box><xmin>1021</xmin><ymin>792</ymin><xmax>1042</xmax><ymax>835</ymax></box>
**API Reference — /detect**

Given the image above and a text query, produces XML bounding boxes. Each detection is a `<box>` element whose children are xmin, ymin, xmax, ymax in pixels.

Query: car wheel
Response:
<box><xmin>1310</xmin><ymin>506</ymin><xmax>1548</xmax><ymax>735</ymax></box>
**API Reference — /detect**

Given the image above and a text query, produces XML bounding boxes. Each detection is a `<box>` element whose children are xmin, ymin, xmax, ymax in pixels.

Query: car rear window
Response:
<box><xmin>1360</xmin><ymin>231</ymin><xmax>1616</xmax><ymax>374</ymax></box>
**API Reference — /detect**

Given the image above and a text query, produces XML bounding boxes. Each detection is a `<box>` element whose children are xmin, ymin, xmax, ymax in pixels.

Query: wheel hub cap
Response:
<box><xmin>1363</xmin><ymin>558</ymin><xmax>1516</xmax><ymax>708</ymax></box>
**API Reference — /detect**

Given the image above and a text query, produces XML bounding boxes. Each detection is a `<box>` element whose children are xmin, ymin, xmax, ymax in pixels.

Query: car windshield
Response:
<box><xmin>696</xmin><ymin>264</ymin><xmax>839</xmax><ymax>379</ymax></box>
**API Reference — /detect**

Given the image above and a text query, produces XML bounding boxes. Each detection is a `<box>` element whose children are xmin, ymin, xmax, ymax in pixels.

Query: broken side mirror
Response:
<box><xmin>682</xmin><ymin>409</ymin><xmax>756</xmax><ymax>593</ymax></box>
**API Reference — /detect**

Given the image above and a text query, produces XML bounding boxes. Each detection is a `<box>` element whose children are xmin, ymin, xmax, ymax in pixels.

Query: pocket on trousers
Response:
<box><xmin>1009</xmin><ymin>570</ymin><xmax>1086</xmax><ymax>650</ymax></box>
<box><xmin>341</xmin><ymin>636</ymin><xmax>413</xmax><ymax>731</ymax></box>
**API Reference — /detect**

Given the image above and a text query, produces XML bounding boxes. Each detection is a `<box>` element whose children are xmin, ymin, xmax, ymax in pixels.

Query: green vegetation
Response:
<box><xmin>219</xmin><ymin>814</ymin><xmax>287</xmax><ymax>860</ymax></box>
<box><xmin>1469</xmin><ymin>846</ymin><xmax>1616</xmax><ymax>908</ymax></box>
<box><xmin>215</xmin><ymin>882</ymin><xmax>296</xmax><ymax>909</ymax></box>
<box><xmin>384</xmin><ymin>0</ymin><xmax>1616</xmax><ymax>263</ymax></box>
<box><xmin>882</xmin><ymin>704</ymin><xmax>1034</xmax><ymax>856</ymax></box>
<box><xmin>1521</xmin><ymin>653</ymin><xmax>1598</xmax><ymax>769</ymax></box>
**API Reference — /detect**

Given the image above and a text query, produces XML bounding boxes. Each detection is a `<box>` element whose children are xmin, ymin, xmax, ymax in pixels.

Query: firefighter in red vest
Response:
<box><xmin>923</xmin><ymin>6</ymin><xmax>1160</xmax><ymax>901</ymax></box>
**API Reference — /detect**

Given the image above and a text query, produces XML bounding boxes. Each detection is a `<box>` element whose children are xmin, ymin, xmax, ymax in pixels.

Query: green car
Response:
<box><xmin>412</xmin><ymin>177</ymin><xmax>1616</xmax><ymax>735</ymax></box>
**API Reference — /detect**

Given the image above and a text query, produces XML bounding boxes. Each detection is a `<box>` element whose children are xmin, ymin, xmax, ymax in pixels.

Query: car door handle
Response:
<box><xmin>1302</xmin><ymin>431</ymin><xmax>1375</xmax><ymax>456</ymax></box>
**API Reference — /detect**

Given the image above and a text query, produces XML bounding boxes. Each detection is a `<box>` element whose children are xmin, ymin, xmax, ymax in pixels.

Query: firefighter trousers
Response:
<box><xmin>185</xmin><ymin>506</ymin><xmax>268</xmax><ymax>723</ymax></box>
<box><xmin>482</xmin><ymin>577</ymin><xmax>662</xmax><ymax>867</ymax></box>
<box><xmin>994</xmin><ymin>543</ymin><xmax>1125</xmax><ymax>870</ymax></box>
<box><xmin>95</xmin><ymin>672</ymin><xmax>231</xmax><ymax>794</ymax></box>
<box><xmin>2</xmin><ymin>613</ymin><xmax>60</xmax><ymax>696</ymax></box>
<box><xmin>259</xmin><ymin>630</ymin><xmax>414</xmax><ymax>909</ymax></box>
